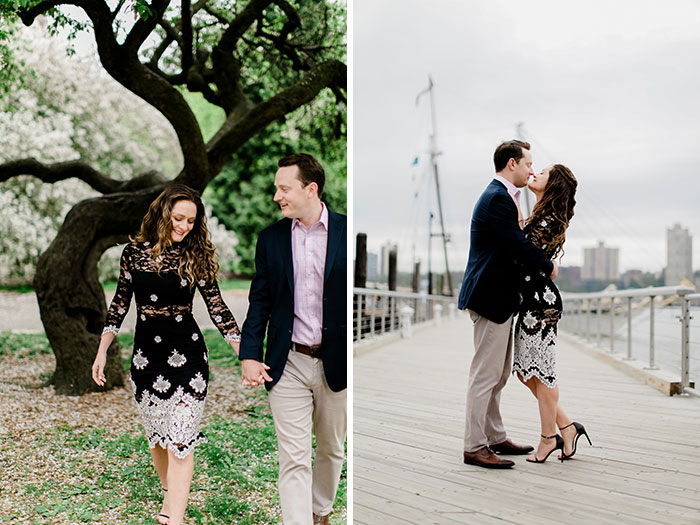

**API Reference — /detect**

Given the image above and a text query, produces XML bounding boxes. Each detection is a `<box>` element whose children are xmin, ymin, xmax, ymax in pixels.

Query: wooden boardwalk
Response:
<box><xmin>354</xmin><ymin>315</ymin><xmax>700</xmax><ymax>525</ymax></box>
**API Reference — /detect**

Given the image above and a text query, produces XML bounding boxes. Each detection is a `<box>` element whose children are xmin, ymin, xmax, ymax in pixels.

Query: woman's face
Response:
<box><xmin>170</xmin><ymin>199</ymin><xmax>197</xmax><ymax>242</ymax></box>
<box><xmin>528</xmin><ymin>166</ymin><xmax>551</xmax><ymax>195</ymax></box>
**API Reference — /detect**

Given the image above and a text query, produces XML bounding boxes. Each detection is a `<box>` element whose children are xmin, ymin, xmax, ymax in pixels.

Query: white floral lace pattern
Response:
<box><xmin>224</xmin><ymin>332</ymin><xmax>241</xmax><ymax>343</ymax></box>
<box><xmin>152</xmin><ymin>375</ymin><xmax>171</xmax><ymax>393</ymax></box>
<box><xmin>133</xmin><ymin>349</ymin><xmax>149</xmax><ymax>370</ymax></box>
<box><xmin>167</xmin><ymin>349</ymin><xmax>187</xmax><ymax>368</ymax></box>
<box><xmin>513</xmin><ymin>326</ymin><xmax>557</xmax><ymax>388</ymax></box>
<box><xmin>189</xmin><ymin>373</ymin><xmax>207</xmax><ymax>394</ymax></box>
<box><xmin>136</xmin><ymin>386</ymin><xmax>208</xmax><ymax>458</ymax></box>
<box><xmin>102</xmin><ymin>325</ymin><xmax>119</xmax><ymax>336</ymax></box>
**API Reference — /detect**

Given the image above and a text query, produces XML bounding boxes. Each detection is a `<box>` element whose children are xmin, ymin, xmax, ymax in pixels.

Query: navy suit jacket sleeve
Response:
<box><xmin>239</xmin><ymin>233</ymin><xmax>271</xmax><ymax>361</ymax></box>
<box><xmin>489</xmin><ymin>192</ymin><xmax>554</xmax><ymax>275</ymax></box>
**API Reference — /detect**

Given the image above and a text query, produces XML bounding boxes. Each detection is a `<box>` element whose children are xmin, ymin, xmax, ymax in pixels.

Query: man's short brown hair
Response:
<box><xmin>493</xmin><ymin>140</ymin><xmax>530</xmax><ymax>172</ymax></box>
<box><xmin>278</xmin><ymin>153</ymin><xmax>325</xmax><ymax>197</ymax></box>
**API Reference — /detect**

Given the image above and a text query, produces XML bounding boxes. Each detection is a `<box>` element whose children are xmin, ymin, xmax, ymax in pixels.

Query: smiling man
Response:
<box><xmin>239</xmin><ymin>153</ymin><xmax>347</xmax><ymax>524</ymax></box>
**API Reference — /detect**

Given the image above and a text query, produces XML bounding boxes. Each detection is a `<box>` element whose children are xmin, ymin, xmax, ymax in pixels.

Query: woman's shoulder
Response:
<box><xmin>122</xmin><ymin>240</ymin><xmax>153</xmax><ymax>255</ymax></box>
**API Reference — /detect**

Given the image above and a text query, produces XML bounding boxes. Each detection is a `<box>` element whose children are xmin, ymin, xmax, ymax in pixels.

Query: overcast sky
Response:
<box><xmin>353</xmin><ymin>0</ymin><xmax>700</xmax><ymax>277</ymax></box>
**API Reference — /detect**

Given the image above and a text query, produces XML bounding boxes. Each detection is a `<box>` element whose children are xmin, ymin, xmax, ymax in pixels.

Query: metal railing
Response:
<box><xmin>560</xmin><ymin>285</ymin><xmax>699</xmax><ymax>397</ymax></box>
<box><xmin>353</xmin><ymin>288</ymin><xmax>457</xmax><ymax>342</ymax></box>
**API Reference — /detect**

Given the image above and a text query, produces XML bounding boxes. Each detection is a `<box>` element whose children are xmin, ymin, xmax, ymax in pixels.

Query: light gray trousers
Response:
<box><xmin>463</xmin><ymin>310</ymin><xmax>514</xmax><ymax>453</ymax></box>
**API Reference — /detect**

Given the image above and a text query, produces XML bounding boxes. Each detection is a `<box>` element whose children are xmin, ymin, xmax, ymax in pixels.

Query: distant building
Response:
<box><xmin>665</xmin><ymin>224</ymin><xmax>693</xmax><ymax>285</ymax></box>
<box><xmin>582</xmin><ymin>241</ymin><xmax>619</xmax><ymax>281</ymax></box>
<box><xmin>621</xmin><ymin>269</ymin><xmax>643</xmax><ymax>288</ymax></box>
<box><xmin>367</xmin><ymin>252</ymin><xmax>378</xmax><ymax>281</ymax></box>
<box><xmin>380</xmin><ymin>242</ymin><xmax>397</xmax><ymax>277</ymax></box>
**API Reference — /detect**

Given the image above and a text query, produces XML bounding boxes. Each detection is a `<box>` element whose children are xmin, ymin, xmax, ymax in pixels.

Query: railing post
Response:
<box><xmin>354</xmin><ymin>292</ymin><xmax>359</xmax><ymax>341</ymax></box>
<box><xmin>680</xmin><ymin>296</ymin><xmax>691</xmax><ymax>392</ymax></box>
<box><xmin>434</xmin><ymin>303</ymin><xmax>443</xmax><ymax>325</ymax></box>
<box><xmin>647</xmin><ymin>296</ymin><xmax>658</xmax><ymax>370</ymax></box>
<box><xmin>609</xmin><ymin>297</ymin><xmax>615</xmax><ymax>353</ymax></box>
<box><xmin>586</xmin><ymin>299</ymin><xmax>592</xmax><ymax>342</ymax></box>
<box><xmin>597</xmin><ymin>298</ymin><xmax>602</xmax><ymax>347</ymax></box>
<box><xmin>400</xmin><ymin>304</ymin><xmax>414</xmax><ymax>338</ymax></box>
<box><xmin>625</xmin><ymin>296</ymin><xmax>633</xmax><ymax>360</ymax></box>
<box><xmin>370</xmin><ymin>293</ymin><xmax>376</xmax><ymax>338</ymax></box>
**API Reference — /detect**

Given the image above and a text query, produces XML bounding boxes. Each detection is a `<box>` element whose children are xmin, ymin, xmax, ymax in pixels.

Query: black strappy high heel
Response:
<box><xmin>526</xmin><ymin>434</ymin><xmax>565</xmax><ymax>463</ymax></box>
<box><xmin>157</xmin><ymin>488</ymin><xmax>169</xmax><ymax>524</ymax></box>
<box><xmin>559</xmin><ymin>422</ymin><xmax>592</xmax><ymax>460</ymax></box>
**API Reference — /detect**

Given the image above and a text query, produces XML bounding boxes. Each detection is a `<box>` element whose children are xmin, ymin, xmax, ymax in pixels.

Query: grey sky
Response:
<box><xmin>353</xmin><ymin>0</ymin><xmax>700</xmax><ymax>276</ymax></box>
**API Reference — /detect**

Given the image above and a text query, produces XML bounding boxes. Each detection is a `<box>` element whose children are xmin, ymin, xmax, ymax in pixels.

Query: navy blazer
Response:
<box><xmin>239</xmin><ymin>207</ymin><xmax>347</xmax><ymax>392</ymax></box>
<box><xmin>458</xmin><ymin>180</ymin><xmax>554</xmax><ymax>324</ymax></box>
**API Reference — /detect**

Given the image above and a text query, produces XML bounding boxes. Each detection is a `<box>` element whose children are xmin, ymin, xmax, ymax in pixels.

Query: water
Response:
<box><xmin>564</xmin><ymin>305</ymin><xmax>700</xmax><ymax>384</ymax></box>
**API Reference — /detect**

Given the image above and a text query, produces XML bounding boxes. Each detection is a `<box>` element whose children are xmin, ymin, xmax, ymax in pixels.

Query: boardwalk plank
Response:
<box><xmin>354</xmin><ymin>316</ymin><xmax>700</xmax><ymax>525</ymax></box>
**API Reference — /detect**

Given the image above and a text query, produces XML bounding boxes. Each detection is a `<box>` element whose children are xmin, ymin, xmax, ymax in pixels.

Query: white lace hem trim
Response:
<box><xmin>146</xmin><ymin>433</ymin><xmax>208</xmax><ymax>459</ymax></box>
<box><xmin>224</xmin><ymin>332</ymin><xmax>241</xmax><ymax>343</ymax></box>
<box><xmin>102</xmin><ymin>325</ymin><xmax>119</xmax><ymax>336</ymax></box>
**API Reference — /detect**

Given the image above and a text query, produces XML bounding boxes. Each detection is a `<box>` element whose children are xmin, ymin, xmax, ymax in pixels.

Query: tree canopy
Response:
<box><xmin>0</xmin><ymin>0</ymin><xmax>346</xmax><ymax>394</ymax></box>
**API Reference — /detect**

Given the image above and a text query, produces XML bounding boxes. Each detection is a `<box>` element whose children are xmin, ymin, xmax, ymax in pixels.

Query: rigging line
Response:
<box><xmin>400</xmin><ymin>159</ymin><xmax>432</xmax><ymax>264</ymax></box>
<box><xmin>521</xmin><ymin>127</ymin><xmax>666</xmax><ymax>268</ymax></box>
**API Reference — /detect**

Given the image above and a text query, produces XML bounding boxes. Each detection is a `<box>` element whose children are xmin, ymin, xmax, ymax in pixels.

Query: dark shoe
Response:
<box><xmin>526</xmin><ymin>434</ymin><xmax>565</xmax><ymax>464</ymax></box>
<box><xmin>463</xmin><ymin>446</ymin><xmax>514</xmax><ymax>469</ymax></box>
<box><xmin>559</xmin><ymin>422</ymin><xmax>593</xmax><ymax>460</ymax></box>
<box><xmin>313</xmin><ymin>513</ymin><xmax>330</xmax><ymax>525</ymax></box>
<box><xmin>490</xmin><ymin>438</ymin><xmax>534</xmax><ymax>455</ymax></box>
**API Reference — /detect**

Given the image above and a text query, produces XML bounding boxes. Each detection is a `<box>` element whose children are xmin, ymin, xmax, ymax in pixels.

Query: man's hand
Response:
<box><xmin>241</xmin><ymin>358</ymin><xmax>272</xmax><ymax>387</ymax></box>
<box><xmin>550</xmin><ymin>261</ymin><xmax>559</xmax><ymax>280</ymax></box>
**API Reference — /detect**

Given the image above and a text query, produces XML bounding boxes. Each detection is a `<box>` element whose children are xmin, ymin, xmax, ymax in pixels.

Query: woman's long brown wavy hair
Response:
<box><xmin>526</xmin><ymin>164</ymin><xmax>578</xmax><ymax>260</ymax></box>
<box><xmin>134</xmin><ymin>184</ymin><xmax>219</xmax><ymax>285</ymax></box>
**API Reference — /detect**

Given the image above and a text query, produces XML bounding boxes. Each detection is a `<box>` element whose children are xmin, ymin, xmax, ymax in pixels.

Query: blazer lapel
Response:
<box><xmin>324</xmin><ymin>211</ymin><xmax>342</xmax><ymax>283</ymax></box>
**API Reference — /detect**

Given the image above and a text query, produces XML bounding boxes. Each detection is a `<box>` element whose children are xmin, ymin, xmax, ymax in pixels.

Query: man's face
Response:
<box><xmin>512</xmin><ymin>148</ymin><xmax>534</xmax><ymax>188</ymax></box>
<box><xmin>273</xmin><ymin>165</ymin><xmax>312</xmax><ymax>219</ymax></box>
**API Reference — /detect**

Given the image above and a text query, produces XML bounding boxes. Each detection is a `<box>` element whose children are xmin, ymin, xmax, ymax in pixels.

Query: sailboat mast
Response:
<box><xmin>428</xmin><ymin>77</ymin><xmax>454</xmax><ymax>296</ymax></box>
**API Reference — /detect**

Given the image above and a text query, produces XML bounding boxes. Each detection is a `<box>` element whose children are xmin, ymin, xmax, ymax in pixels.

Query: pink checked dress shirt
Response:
<box><xmin>291</xmin><ymin>203</ymin><xmax>328</xmax><ymax>346</ymax></box>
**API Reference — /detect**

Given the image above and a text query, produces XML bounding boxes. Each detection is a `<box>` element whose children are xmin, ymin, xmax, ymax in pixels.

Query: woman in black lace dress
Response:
<box><xmin>513</xmin><ymin>165</ymin><xmax>591</xmax><ymax>463</ymax></box>
<box><xmin>91</xmin><ymin>185</ymin><xmax>241</xmax><ymax>525</ymax></box>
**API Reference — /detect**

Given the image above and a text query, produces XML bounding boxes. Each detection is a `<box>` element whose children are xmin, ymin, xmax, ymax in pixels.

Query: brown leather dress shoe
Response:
<box><xmin>463</xmin><ymin>447</ymin><xmax>514</xmax><ymax>469</ymax></box>
<box><xmin>313</xmin><ymin>513</ymin><xmax>330</xmax><ymax>525</ymax></box>
<box><xmin>490</xmin><ymin>438</ymin><xmax>534</xmax><ymax>455</ymax></box>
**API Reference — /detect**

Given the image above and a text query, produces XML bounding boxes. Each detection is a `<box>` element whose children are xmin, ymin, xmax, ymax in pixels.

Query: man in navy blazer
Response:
<box><xmin>458</xmin><ymin>140</ymin><xmax>557</xmax><ymax>469</ymax></box>
<box><xmin>239</xmin><ymin>153</ymin><xmax>346</xmax><ymax>524</ymax></box>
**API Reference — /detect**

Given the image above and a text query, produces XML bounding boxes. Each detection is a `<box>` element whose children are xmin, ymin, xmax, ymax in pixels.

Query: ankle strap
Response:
<box><xmin>541</xmin><ymin>434</ymin><xmax>557</xmax><ymax>440</ymax></box>
<box><xmin>559</xmin><ymin>422</ymin><xmax>574</xmax><ymax>431</ymax></box>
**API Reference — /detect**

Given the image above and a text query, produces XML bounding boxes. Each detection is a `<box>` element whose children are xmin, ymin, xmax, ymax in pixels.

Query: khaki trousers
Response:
<box><xmin>268</xmin><ymin>350</ymin><xmax>347</xmax><ymax>525</ymax></box>
<box><xmin>463</xmin><ymin>310</ymin><xmax>514</xmax><ymax>453</ymax></box>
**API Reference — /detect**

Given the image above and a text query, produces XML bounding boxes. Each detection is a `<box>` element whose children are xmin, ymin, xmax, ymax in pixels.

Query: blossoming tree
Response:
<box><xmin>0</xmin><ymin>0</ymin><xmax>346</xmax><ymax>395</ymax></box>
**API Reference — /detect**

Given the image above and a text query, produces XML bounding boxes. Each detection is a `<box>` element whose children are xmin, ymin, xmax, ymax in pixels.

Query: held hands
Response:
<box><xmin>550</xmin><ymin>261</ymin><xmax>559</xmax><ymax>280</ymax></box>
<box><xmin>91</xmin><ymin>351</ymin><xmax>107</xmax><ymax>387</ymax></box>
<box><xmin>241</xmin><ymin>359</ymin><xmax>272</xmax><ymax>387</ymax></box>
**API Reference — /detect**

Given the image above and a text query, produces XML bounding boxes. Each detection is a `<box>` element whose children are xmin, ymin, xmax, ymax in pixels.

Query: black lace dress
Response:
<box><xmin>513</xmin><ymin>218</ymin><xmax>562</xmax><ymax>388</ymax></box>
<box><xmin>102</xmin><ymin>241</ymin><xmax>240</xmax><ymax>458</ymax></box>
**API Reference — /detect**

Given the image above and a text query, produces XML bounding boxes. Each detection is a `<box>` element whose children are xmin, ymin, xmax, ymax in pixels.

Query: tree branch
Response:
<box><xmin>181</xmin><ymin>0</ymin><xmax>194</xmax><ymax>72</ymax></box>
<box><xmin>217</xmin><ymin>0</ymin><xmax>273</xmax><ymax>52</ymax></box>
<box><xmin>0</xmin><ymin>159</ymin><xmax>121</xmax><ymax>194</ymax></box>
<box><xmin>123</xmin><ymin>0</ymin><xmax>171</xmax><ymax>56</ymax></box>
<box><xmin>191</xmin><ymin>58</ymin><xmax>346</xmax><ymax>187</ymax></box>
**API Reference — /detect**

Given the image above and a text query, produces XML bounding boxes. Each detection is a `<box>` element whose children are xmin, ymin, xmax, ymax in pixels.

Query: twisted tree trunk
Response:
<box><xmin>34</xmin><ymin>188</ymin><xmax>162</xmax><ymax>395</ymax></box>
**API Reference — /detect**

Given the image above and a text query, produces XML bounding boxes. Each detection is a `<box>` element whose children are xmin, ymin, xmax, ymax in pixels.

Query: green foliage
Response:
<box><xmin>205</xmin><ymin>105</ymin><xmax>347</xmax><ymax>275</ymax></box>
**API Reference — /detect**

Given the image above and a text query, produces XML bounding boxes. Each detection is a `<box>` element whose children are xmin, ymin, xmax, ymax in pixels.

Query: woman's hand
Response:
<box><xmin>92</xmin><ymin>352</ymin><xmax>107</xmax><ymax>386</ymax></box>
<box><xmin>230</xmin><ymin>340</ymin><xmax>240</xmax><ymax>357</ymax></box>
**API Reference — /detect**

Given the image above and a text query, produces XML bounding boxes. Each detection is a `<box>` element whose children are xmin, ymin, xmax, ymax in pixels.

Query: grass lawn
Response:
<box><xmin>0</xmin><ymin>331</ymin><xmax>346</xmax><ymax>524</ymax></box>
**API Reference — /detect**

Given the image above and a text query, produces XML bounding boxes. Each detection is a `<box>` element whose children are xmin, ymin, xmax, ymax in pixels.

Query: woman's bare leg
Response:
<box><xmin>166</xmin><ymin>448</ymin><xmax>195</xmax><ymax>525</ymax></box>
<box><xmin>150</xmin><ymin>446</ymin><xmax>170</xmax><ymax>519</ymax></box>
